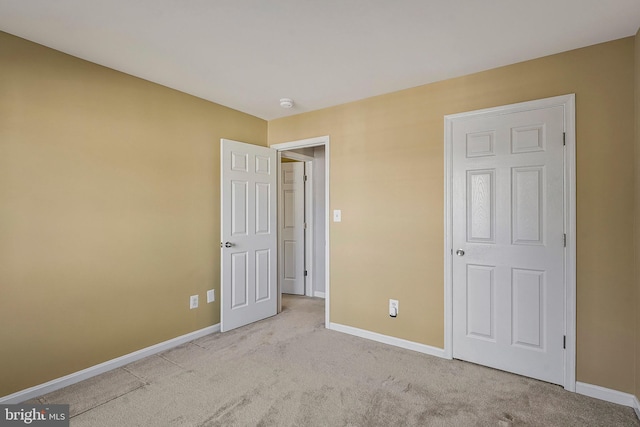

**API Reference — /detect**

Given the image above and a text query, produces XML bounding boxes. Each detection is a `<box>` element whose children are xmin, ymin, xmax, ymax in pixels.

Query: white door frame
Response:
<box><xmin>443</xmin><ymin>94</ymin><xmax>576</xmax><ymax>391</ymax></box>
<box><xmin>280</xmin><ymin>152</ymin><xmax>315</xmax><ymax>297</ymax></box>
<box><xmin>271</xmin><ymin>136</ymin><xmax>330</xmax><ymax>327</ymax></box>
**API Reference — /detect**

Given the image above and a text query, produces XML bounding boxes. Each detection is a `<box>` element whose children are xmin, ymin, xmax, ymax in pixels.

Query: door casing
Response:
<box><xmin>443</xmin><ymin>94</ymin><xmax>576</xmax><ymax>391</ymax></box>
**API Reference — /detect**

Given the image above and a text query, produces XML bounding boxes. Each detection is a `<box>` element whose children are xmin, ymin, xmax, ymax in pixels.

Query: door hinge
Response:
<box><xmin>304</xmin><ymin>175</ymin><xmax>308</xmax><ymax>182</ymax></box>
<box><xmin>563</xmin><ymin>335</ymin><xmax>566</xmax><ymax>349</ymax></box>
<box><xmin>304</xmin><ymin>222</ymin><xmax>307</xmax><ymax>229</ymax></box>
<box><xmin>304</xmin><ymin>270</ymin><xmax>308</xmax><ymax>277</ymax></box>
<box><xmin>563</xmin><ymin>132</ymin><xmax>566</xmax><ymax>146</ymax></box>
<box><xmin>563</xmin><ymin>234</ymin><xmax>566</xmax><ymax>247</ymax></box>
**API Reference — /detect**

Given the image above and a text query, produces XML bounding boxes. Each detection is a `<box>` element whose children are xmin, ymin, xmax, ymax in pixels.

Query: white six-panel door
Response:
<box><xmin>221</xmin><ymin>139</ymin><xmax>277</xmax><ymax>332</ymax></box>
<box><xmin>450</xmin><ymin>103</ymin><xmax>566</xmax><ymax>385</ymax></box>
<box><xmin>280</xmin><ymin>162</ymin><xmax>305</xmax><ymax>295</ymax></box>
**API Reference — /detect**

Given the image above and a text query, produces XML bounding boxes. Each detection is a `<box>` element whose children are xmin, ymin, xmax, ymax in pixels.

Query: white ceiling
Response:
<box><xmin>1</xmin><ymin>1</ymin><xmax>639</xmax><ymax>120</ymax></box>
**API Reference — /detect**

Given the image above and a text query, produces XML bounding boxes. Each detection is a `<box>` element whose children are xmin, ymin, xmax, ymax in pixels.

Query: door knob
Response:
<box><xmin>221</xmin><ymin>242</ymin><xmax>234</xmax><ymax>248</ymax></box>
<box><xmin>455</xmin><ymin>249</ymin><xmax>465</xmax><ymax>256</ymax></box>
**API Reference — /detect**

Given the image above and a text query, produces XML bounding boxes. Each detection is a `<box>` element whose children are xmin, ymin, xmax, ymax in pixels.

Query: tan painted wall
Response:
<box><xmin>269</xmin><ymin>38</ymin><xmax>636</xmax><ymax>393</ymax></box>
<box><xmin>0</xmin><ymin>32</ymin><xmax>267</xmax><ymax>396</ymax></box>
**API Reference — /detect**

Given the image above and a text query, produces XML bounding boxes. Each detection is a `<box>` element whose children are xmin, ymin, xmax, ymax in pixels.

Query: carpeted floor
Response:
<box><xmin>30</xmin><ymin>295</ymin><xmax>639</xmax><ymax>426</ymax></box>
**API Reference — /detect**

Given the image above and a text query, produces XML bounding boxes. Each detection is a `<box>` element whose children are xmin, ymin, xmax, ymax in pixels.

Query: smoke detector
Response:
<box><xmin>279</xmin><ymin>98</ymin><xmax>294</xmax><ymax>108</ymax></box>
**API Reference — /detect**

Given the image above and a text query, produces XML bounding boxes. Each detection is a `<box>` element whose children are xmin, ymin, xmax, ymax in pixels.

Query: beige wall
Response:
<box><xmin>269</xmin><ymin>38</ymin><xmax>636</xmax><ymax>393</ymax></box>
<box><xmin>0</xmin><ymin>32</ymin><xmax>267</xmax><ymax>396</ymax></box>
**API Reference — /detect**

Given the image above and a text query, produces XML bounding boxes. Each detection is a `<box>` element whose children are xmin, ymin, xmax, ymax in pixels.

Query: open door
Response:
<box><xmin>279</xmin><ymin>161</ymin><xmax>305</xmax><ymax>295</ymax></box>
<box><xmin>220</xmin><ymin>139</ymin><xmax>277</xmax><ymax>332</ymax></box>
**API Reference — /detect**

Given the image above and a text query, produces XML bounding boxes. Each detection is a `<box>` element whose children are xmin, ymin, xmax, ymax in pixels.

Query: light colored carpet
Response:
<box><xmin>31</xmin><ymin>295</ymin><xmax>639</xmax><ymax>426</ymax></box>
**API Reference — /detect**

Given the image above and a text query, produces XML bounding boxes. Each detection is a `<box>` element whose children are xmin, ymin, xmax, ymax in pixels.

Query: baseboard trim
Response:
<box><xmin>314</xmin><ymin>291</ymin><xmax>325</xmax><ymax>298</ymax></box>
<box><xmin>575</xmin><ymin>381</ymin><xmax>640</xmax><ymax>413</ymax></box>
<box><xmin>0</xmin><ymin>324</ymin><xmax>220</xmax><ymax>404</ymax></box>
<box><xmin>328</xmin><ymin>322</ymin><xmax>447</xmax><ymax>359</ymax></box>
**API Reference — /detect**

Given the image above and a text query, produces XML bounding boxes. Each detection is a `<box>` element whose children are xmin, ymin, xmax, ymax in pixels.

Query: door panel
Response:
<box><xmin>231</xmin><ymin>181</ymin><xmax>248</xmax><ymax>236</ymax></box>
<box><xmin>452</xmin><ymin>104</ymin><xmax>565</xmax><ymax>385</ymax></box>
<box><xmin>255</xmin><ymin>249</ymin><xmax>271</xmax><ymax>301</ymax></box>
<box><xmin>512</xmin><ymin>268</ymin><xmax>544</xmax><ymax>349</ymax></box>
<box><xmin>255</xmin><ymin>183</ymin><xmax>271</xmax><ymax>234</ymax></box>
<box><xmin>467</xmin><ymin>170</ymin><xmax>495</xmax><ymax>242</ymax></box>
<box><xmin>231</xmin><ymin>252</ymin><xmax>248</xmax><ymax>308</ymax></box>
<box><xmin>221</xmin><ymin>139</ymin><xmax>277</xmax><ymax>332</ymax></box>
<box><xmin>512</xmin><ymin>167</ymin><xmax>544</xmax><ymax>244</ymax></box>
<box><xmin>466</xmin><ymin>264</ymin><xmax>495</xmax><ymax>340</ymax></box>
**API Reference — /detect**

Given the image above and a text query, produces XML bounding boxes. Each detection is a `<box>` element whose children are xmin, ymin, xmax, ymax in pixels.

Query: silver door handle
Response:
<box><xmin>455</xmin><ymin>249</ymin><xmax>465</xmax><ymax>256</ymax></box>
<box><xmin>221</xmin><ymin>242</ymin><xmax>234</xmax><ymax>248</ymax></box>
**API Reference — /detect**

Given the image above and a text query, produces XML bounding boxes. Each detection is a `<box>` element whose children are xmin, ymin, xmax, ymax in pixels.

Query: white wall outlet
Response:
<box><xmin>207</xmin><ymin>289</ymin><xmax>215</xmax><ymax>303</ymax></box>
<box><xmin>333</xmin><ymin>209</ymin><xmax>342</xmax><ymax>222</ymax></box>
<box><xmin>190</xmin><ymin>295</ymin><xmax>199</xmax><ymax>309</ymax></box>
<box><xmin>389</xmin><ymin>299</ymin><xmax>399</xmax><ymax>317</ymax></box>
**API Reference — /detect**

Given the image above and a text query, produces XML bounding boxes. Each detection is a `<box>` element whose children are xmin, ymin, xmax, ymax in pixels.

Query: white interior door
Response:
<box><xmin>451</xmin><ymin>103</ymin><xmax>566</xmax><ymax>385</ymax></box>
<box><xmin>221</xmin><ymin>139</ymin><xmax>277</xmax><ymax>332</ymax></box>
<box><xmin>280</xmin><ymin>162</ymin><xmax>305</xmax><ymax>295</ymax></box>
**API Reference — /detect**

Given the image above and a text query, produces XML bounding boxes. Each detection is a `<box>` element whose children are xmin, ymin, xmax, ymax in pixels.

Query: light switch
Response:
<box><xmin>333</xmin><ymin>209</ymin><xmax>341</xmax><ymax>222</ymax></box>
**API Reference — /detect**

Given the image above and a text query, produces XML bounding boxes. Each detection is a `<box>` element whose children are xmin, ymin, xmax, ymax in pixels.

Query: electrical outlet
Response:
<box><xmin>207</xmin><ymin>289</ymin><xmax>215</xmax><ymax>303</ymax></box>
<box><xmin>190</xmin><ymin>295</ymin><xmax>199</xmax><ymax>309</ymax></box>
<box><xmin>389</xmin><ymin>299</ymin><xmax>399</xmax><ymax>317</ymax></box>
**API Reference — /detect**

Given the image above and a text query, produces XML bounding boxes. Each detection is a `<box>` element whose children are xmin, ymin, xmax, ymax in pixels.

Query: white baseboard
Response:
<box><xmin>328</xmin><ymin>322</ymin><xmax>447</xmax><ymax>359</ymax></box>
<box><xmin>576</xmin><ymin>381</ymin><xmax>640</xmax><ymax>414</ymax></box>
<box><xmin>314</xmin><ymin>291</ymin><xmax>325</xmax><ymax>298</ymax></box>
<box><xmin>0</xmin><ymin>324</ymin><xmax>220</xmax><ymax>404</ymax></box>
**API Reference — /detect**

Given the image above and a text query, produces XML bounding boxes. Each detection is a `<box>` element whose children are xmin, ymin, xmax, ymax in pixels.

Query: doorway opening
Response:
<box><xmin>272</xmin><ymin>136</ymin><xmax>330</xmax><ymax>327</ymax></box>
